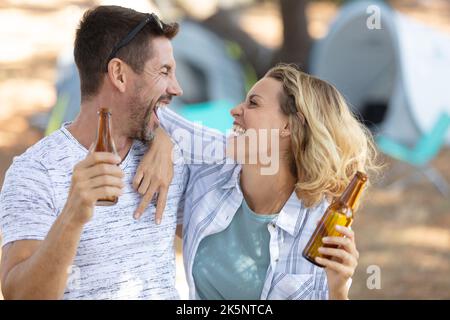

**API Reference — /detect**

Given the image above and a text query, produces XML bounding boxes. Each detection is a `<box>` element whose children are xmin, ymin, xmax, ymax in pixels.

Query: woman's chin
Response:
<box><xmin>226</xmin><ymin>136</ymin><xmax>254</xmax><ymax>164</ymax></box>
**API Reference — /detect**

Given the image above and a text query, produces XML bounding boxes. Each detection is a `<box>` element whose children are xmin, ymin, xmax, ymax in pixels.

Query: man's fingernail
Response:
<box><xmin>134</xmin><ymin>212</ymin><xmax>140</xmax><ymax>220</ymax></box>
<box><xmin>336</xmin><ymin>225</ymin><xmax>344</xmax><ymax>231</ymax></box>
<box><xmin>156</xmin><ymin>218</ymin><xmax>161</xmax><ymax>225</ymax></box>
<box><xmin>322</xmin><ymin>237</ymin><xmax>330</xmax><ymax>242</ymax></box>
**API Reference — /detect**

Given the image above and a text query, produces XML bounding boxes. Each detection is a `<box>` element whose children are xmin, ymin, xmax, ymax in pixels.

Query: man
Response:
<box><xmin>0</xmin><ymin>5</ymin><xmax>185</xmax><ymax>299</ymax></box>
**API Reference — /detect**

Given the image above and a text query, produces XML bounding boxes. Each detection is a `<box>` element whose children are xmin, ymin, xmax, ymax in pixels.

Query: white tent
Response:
<box><xmin>310</xmin><ymin>0</ymin><xmax>450</xmax><ymax>145</ymax></box>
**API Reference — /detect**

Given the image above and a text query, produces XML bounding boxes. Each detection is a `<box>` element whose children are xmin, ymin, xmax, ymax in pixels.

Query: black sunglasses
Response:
<box><xmin>105</xmin><ymin>13</ymin><xmax>163</xmax><ymax>72</ymax></box>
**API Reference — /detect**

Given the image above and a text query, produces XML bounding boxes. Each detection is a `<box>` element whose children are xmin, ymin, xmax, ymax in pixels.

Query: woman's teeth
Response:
<box><xmin>232</xmin><ymin>124</ymin><xmax>246</xmax><ymax>136</ymax></box>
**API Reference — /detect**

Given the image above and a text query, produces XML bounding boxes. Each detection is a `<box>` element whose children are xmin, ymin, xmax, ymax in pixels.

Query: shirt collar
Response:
<box><xmin>220</xmin><ymin>163</ymin><xmax>242</xmax><ymax>189</ymax></box>
<box><xmin>220</xmin><ymin>164</ymin><xmax>328</xmax><ymax>237</ymax></box>
<box><xmin>276</xmin><ymin>193</ymin><xmax>329</xmax><ymax>236</ymax></box>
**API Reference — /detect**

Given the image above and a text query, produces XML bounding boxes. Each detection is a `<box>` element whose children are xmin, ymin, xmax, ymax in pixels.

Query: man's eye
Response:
<box><xmin>249</xmin><ymin>99</ymin><xmax>257</xmax><ymax>106</ymax></box>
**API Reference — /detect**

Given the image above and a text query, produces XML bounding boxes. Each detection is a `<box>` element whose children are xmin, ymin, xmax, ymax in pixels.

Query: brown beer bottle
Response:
<box><xmin>302</xmin><ymin>171</ymin><xmax>368</xmax><ymax>267</ymax></box>
<box><xmin>93</xmin><ymin>108</ymin><xmax>119</xmax><ymax>206</ymax></box>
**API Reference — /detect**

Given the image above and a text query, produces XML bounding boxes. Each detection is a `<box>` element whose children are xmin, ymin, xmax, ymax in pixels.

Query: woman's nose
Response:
<box><xmin>230</xmin><ymin>103</ymin><xmax>243</xmax><ymax>117</ymax></box>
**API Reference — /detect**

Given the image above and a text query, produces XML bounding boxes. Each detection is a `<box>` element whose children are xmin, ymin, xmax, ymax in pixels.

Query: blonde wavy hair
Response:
<box><xmin>267</xmin><ymin>63</ymin><xmax>380</xmax><ymax>208</ymax></box>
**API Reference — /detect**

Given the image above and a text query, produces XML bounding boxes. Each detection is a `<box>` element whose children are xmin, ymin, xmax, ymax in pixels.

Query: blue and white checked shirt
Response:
<box><xmin>158</xmin><ymin>107</ymin><xmax>330</xmax><ymax>300</ymax></box>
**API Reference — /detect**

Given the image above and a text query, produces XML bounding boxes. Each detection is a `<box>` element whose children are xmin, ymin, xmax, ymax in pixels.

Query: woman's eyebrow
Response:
<box><xmin>248</xmin><ymin>93</ymin><xmax>263</xmax><ymax>101</ymax></box>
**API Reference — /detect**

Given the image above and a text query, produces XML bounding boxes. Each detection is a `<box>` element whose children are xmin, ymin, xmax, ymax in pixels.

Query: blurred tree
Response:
<box><xmin>199</xmin><ymin>0</ymin><xmax>312</xmax><ymax>77</ymax></box>
<box><xmin>271</xmin><ymin>0</ymin><xmax>312</xmax><ymax>71</ymax></box>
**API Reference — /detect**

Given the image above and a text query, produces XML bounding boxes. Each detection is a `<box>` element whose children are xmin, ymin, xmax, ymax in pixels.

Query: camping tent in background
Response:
<box><xmin>310</xmin><ymin>0</ymin><xmax>450</xmax><ymax>145</ymax></box>
<box><xmin>38</xmin><ymin>20</ymin><xmax>245</xmax><ymax>134</ymax></box>
<box><xmin>169</xmin><ymin>20</ymin><xmax>245</xmax><ymax>133</ymax></box>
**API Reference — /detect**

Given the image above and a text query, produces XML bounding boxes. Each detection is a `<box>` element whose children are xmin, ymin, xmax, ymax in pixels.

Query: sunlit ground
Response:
<box><xmin>0</xmin><ymin>0</ymin><xmax>449</xmax><ymax>300</ymax></box>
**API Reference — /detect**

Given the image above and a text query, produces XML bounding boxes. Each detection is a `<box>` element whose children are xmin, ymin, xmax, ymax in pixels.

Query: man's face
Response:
<box><xmin>127</xmin><ymin>37</ymin><xmax>182</xmax><ymax>142</ymax></box>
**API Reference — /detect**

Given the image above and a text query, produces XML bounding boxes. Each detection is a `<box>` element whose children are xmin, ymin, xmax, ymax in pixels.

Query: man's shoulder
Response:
<box><xmin>10</xmin><ymin>129</ymin><xmax>72</xmax><ymax>170</ymax></box>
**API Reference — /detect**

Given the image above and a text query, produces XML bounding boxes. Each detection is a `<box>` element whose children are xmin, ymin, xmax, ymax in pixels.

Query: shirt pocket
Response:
<box><xmin>267</xmin><ymin>272</ymin><xmax>315</xmax><ymax>300</ymax></box>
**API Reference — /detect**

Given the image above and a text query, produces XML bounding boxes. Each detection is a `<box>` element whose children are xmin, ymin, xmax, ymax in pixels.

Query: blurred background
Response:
<box><xmin>0</xmin><ymin>0</ymin><xmax>449</xmax><ymax>300</ymax></box>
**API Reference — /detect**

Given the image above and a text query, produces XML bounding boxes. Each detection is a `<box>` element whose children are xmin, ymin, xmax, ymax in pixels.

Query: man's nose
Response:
<box><xmin>168</xmin><ymin>76</ymin><xmax>183</xmax><ymax>97</ymax></box>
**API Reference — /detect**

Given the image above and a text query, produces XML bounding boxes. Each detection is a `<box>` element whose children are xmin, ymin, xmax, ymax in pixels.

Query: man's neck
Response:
<box><xmin>240</xmin><ymin>162</ymin><xmax>296</xmax><ymax>215</ymax></box>
<box><xmin>67</xmin><ymin>97</ymin><xmax>133</xmax><ymax>160</ymax></box>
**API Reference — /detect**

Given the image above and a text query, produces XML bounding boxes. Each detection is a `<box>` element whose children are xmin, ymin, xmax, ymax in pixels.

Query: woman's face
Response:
<box><xmin>227</xmin><ymin>76</ymin><xmax>291</xmax><ymax>167</ymax></box>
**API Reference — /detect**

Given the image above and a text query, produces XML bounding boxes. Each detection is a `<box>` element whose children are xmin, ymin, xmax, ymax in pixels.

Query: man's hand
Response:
<box><xmin>65</xmin><ymin>152</ymin><xmax>124</xmax><ymax>226</ymax></box>
<box><xmin>132</xmin><ymin>128</ymin><xmax>174</xmax><ymax>223</ymax></box>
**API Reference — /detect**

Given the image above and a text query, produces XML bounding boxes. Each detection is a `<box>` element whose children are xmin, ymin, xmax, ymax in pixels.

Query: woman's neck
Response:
<box><xmin>240</xmin><ymin>162</ymin><xmax>297</xmax><ymax>215</ymax></box>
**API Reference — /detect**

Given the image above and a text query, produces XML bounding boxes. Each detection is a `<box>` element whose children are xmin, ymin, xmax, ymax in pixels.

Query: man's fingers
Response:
<box><xmin>91</xmin><ymin>186</ymin><xmax>124</xmax><ymax>202</ymax></box>
<box><xmin>89</xmin><ymin>175</ymin><xmax>124</xmax><ymax>189</ymax></box>
<box><xmin>134</xmin><ymin>183</ymin><xmax>158</xmax><ymax>220</ymax></box>
<box><xmin>155</xmin><ymin>187</ymin><xmax>168</xmax><ymax>225</ymax></box>
<box><xmin>82</xmin><ymin>152</ymin><xmax>121</xmax><ymax>168</ymax></box>
<box><xmin>84</xmin><ymin>163</ymin><xmax>124</xmax><ymax>180</ymax></box>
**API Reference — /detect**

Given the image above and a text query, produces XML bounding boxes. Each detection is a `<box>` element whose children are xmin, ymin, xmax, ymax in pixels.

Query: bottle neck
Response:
<box><xmin>97</xmin><ymin>112</ymin><xmax>111</xmax><ymax>139</ymax></box>
<box><xmin>95</xmin><ymin>108</ymin><xmax>115</xmax><ymax>153</ymax></box>
<box><xmin>338</xmin><ymin>172</ymin><xmax>367</xmax><ymax>212</ymax></box>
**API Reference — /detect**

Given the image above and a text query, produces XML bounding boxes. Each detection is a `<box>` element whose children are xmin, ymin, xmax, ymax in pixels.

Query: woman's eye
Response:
<box><xmin>249</xmin><ymin>100</ymin><xmax>257</xmax><ymax>106</ymax></box>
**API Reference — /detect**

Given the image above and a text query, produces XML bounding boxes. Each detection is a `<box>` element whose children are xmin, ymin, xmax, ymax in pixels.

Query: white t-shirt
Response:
<box><xmin>0</xmin><ymin>123</ymin><xmax>187</xmax><ymax>299</ymax></box>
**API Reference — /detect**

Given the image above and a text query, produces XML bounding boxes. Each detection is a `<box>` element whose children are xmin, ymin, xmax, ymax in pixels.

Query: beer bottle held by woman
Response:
<box><xmin>302</xmin><ymin>171</ymin><xmax>368</xmax><ymax>267</ymax></box>
<box><xmin>93</xmin><ymin>108</ymin><xmax>119</xmax><ymax>206</ymax></box>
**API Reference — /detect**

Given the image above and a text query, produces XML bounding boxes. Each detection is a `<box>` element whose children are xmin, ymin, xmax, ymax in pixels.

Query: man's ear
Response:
<box><xmin>107</xmin><ymin>58</ymin><xmax>127</xmax><ymax>93</ymax></box>
<box><xmin>280</xmin><ymin>123</ymin><xmax>291</xmax><ymax>138</ymax></box>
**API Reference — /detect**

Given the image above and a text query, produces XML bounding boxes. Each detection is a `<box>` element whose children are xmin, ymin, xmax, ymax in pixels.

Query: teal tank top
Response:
<box><xmin>192</xmin><ymin>199</ymin><xmax>277</xmax><ymax>300</ymax></box>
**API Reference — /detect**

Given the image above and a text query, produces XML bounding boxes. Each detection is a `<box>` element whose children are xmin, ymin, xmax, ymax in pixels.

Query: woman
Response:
<box><xmin>134</xmin><ymin>64</ymin><xmax>378</xmax><ymax>300</ymax></box>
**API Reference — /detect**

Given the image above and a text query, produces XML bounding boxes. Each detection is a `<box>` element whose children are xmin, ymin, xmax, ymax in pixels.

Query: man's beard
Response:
<box><xmin>129</xmin><ymin>94</ymin><xmax>156</xmax><ymax>143</ymax></box>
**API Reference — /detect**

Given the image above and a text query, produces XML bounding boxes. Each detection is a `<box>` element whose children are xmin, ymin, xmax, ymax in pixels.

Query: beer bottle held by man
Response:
<box><xmin>93</xmin><ymin>108</ymin><xmax>119</xmax><ymax>206</ymax></box>
<box><xmin>302</xmin><ymin>171</ymin><xmax>368</xmax><ymax>267</ymax></box>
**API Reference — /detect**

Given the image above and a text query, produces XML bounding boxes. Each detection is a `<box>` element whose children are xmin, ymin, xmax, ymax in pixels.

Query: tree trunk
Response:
<box><xmin>272</xmin><ymin>0</ymin><xmax>312</xmax><ymax>71</ymax></box>
<box><xmin>201</xmin><ymin>8</ymin><xmax>273</xmax><ymax>78</ymax></box>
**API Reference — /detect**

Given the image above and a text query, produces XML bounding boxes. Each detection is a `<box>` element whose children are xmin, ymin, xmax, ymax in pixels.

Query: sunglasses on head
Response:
<box><xmin>105</xmin><ymin>13</ymin><xmax>163</xmax><ymax>72</ymax></box>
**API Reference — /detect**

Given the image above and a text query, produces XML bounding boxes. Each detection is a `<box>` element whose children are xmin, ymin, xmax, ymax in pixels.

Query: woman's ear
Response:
<box><xmin>280</xmin><ymin>123</ymin><xmax>291</xmax><ymax>138</ymax></box>
<box><xmin>107</xmin><ymin>58</ymin><xmax>127</xmax><ymax>93</ymax></box>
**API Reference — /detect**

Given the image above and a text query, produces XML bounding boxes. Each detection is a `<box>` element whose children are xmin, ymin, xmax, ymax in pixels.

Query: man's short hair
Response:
<box><xmin>74</xmin><ymin>5</ymin><xmax>179</xmax><ymax>101</ymax></box>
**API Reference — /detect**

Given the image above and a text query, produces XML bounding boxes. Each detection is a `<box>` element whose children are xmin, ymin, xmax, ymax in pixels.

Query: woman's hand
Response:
<box><xmin>315</xmin><ymin>225</ymin><xmax>359</xmax><ymax>300</ymax></box>
<box><xmin>132</xmin><ymin>127</ymin><xmax>174</xmax><ymax>223</ymax></box>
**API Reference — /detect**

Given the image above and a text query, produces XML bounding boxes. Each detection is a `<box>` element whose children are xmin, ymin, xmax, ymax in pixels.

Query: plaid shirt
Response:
<box><xmin>158</xmin><ymin>107</ymin><xmax>330</xmax><ymax>300</ymax></box>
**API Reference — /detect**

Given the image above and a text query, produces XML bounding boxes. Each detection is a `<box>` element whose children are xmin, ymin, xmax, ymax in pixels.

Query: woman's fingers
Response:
<box><xmin>335</xmin><ymin>225</ymin><xmax>355</xmax><ymax>241</ymax></box>
<box><xmin>134</xmin><ymin>182</ymin><xmax>158</xmax><ymax>220</ymax></box>
<box><xmin>155</xmin><ymin>187</ymin><xmax>168</xmax><ymax>225</ymax></box>
<box><xmin>132</xmin><ymin>169</ymin><xmax>144</xmax><ymax>191</ymax></box>
<box><xmin>138</xmin><ymin>173</ymin><xmax>151</xmax><ymax>195</ymax></box>
<box><xmin>318</xmin><ymin>247</ymin><xmax>357</xmax><ymax>267</ymax></box>
<box><xmin>315</xmin><ymin>256</ymin><xmax>354</xmax><ymax>278</ymax></box>
<box><xmin>323</xmin><ymin>233</ymin><xmax>357</xmax><ymax>257</ymax></box>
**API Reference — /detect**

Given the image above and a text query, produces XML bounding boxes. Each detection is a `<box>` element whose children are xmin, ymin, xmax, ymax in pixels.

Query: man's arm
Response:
<box><xmin>0</xmin><ymin>152</ymin><xmax>123</xmax><ymax>299</ymax></box>
<box><xmin>1</xmin><ymin>220</ymin><xmax>84</xmax><ymax>299</ymax></box>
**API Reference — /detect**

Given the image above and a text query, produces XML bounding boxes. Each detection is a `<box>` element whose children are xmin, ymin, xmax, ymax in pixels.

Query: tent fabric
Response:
<box><xmin>310</xmin><ymin>0</ymin><xmax>450</xmax><ymax>145</ymax></box>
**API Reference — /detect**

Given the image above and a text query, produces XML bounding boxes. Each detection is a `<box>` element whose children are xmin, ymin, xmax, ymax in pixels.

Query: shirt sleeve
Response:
<box><xmin>157</xmin><ymin>107</ymin><xmax>227</xmax><ymax>165</ymax></box>
<box><xmin>0</xmin><ymin>156</ymin><xmax>57</xmax><ymax>246</ymax></box>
